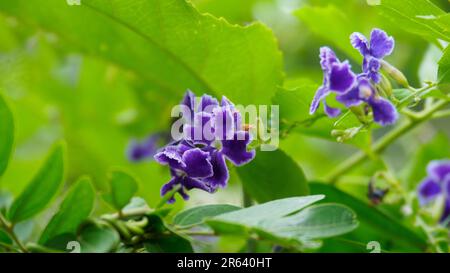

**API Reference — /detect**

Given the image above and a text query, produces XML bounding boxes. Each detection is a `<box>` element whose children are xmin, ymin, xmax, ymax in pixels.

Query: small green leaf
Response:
<box><xmin>103</xmin><ymin>170</ymin><xmax>138</xmax><ymax>211</ymax></box>
<box><xmin>8</xmin><ymin>143</ymin><xmax>65</xmax><ymax>223</ymax></box>
<box><xmin>78</xmin><ymin>222</ymin><xmax>120</xmax><ymax>253</ymax></box>
<box><xmin>206</xmin><ymin>196</ymin><xmax>324</xmax><ymax>234</ymax></box>
<box><xmin>39</xmin><ymin>177</ymin><xmax>95</xmax><ymax>245</ymax></box>
<box><xmin>237</xmin><ymin>149</ymin><xmax>309</xmax><ymax>203</ymax></box>
<box><xmin>0</xmin><ymin>230</ymin><xmax>12</xmax><ymax>246</ymax></box>
<box><xmin>0</xmin><ymin>95</ymin><xmax>14</xmax><ymax>177</ymax></box>
<box><xmin>173</xmin><ymin>204</ymin><xmax>241</xmax><ymax>228</ymax></box>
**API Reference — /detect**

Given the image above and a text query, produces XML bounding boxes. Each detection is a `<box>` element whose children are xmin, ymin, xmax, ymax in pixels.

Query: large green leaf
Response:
<box><xmin>103</xmin><ymin>170</ymin><xmax>138</xmax><ymax>211</ymax></box>
<box><xmin>39</xmin><ymin>177</ymin><xmax>95</xmax><ymax>245</ymax></box>
<box><xmin>144</xmin><ymin>235</ymin><xmax>193</xmax><ymax>253</ymax></box>
<box><xmin>173</xmin><ymin>204</ymin><xmax>241</xmax><ymax>228</ymax></box>
<box><xmin>206</xmin><ymin>196</ymin><xmax>357</xmax><ymax>246</ymax></box>
<box><xmin>206</xmin><ymin>196</ymin><xmax>324</xmax><ymax>232</ymax></box>
<box><xmin>0</xmin><ymin>0</ymin><xmax>283</xmax><ymax>105</ymax></box>
<box><xmin>78</xmin><ymin>223</ymin><xmax>120</xmax><ymax>253</ymax></box>
<box><xmin>236</xmin><ymin>149</ymin><xmax>309</xmax><ymax>203</ymax></box>
<box><xmin>310</xmin><ymin>183</ymin><xmax>427</xmax><ymax>249</ymax></box>
<box><xmin>7</xmin><ymin>143</ymin><xmax>65</xmax><ymax>223</ymax></box>
<box><xmin>0</xmin><ymin>95</ymin><xmax>13</xmax><ymax>177</ymax></box>
<box><xmin>368</xmin><ymin>0</ymin><xmax>449</xmax><ymax>42</ymax></box>
<box><xmin>257</xmin><ymin>204</ymin><xmax>358</xmax><ymax>242</ymax></box>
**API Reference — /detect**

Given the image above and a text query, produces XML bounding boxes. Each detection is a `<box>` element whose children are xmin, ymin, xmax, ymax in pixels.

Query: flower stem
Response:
<box><xmin>326</xmin><ymin>99</ymin><xmax>450</xmax><ymax>184</ymax></box>
<box><xmin>0</xmin><ymin>213</ymin><xmax>28</xmax><ymax>253</ymax></box>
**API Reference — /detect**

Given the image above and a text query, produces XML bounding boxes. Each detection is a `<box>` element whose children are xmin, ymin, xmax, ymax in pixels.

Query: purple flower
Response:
<box><xmin>155</xmin><ymin>91</ymin><xmax>255</xmax><ymax>203</ymax></box>
<box><xmin>350</xmin><ymin>29</ymin><xmax>395</xmax><ymax>83</ymax></box>
<box><xmin>310</xmin><ymin>47</ymin><xmax>357</xmax><ymax>117</ymax></box>
<box><xmin>127</xmin><ymin>133</ymin><xmax>169</xmax><ymax>162</ymax></box>
<box><xmin>417</xmin><ymin>160</ymin><xmax>450</xmax><ymax>222</ymax></box>
<box><xmin>336</xmin><ymin>76</ymin><xmax>398</xmax><ymax>126</ymax></box>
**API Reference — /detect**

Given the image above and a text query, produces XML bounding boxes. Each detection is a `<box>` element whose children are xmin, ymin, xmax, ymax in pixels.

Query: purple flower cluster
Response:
<box><xmin>310</xmin><ymin>29</ymin><xmax>398</xmax><ymax>126</ymax></box>
<box><xmin>417</xmin><ymin>160</ymin><xmax>450</xmax><ymax>222</ymax></box>
<box><xmin>154</xmin><ymin>91</ymin><xmax>255</xmax><ymax>203</ymax></box>
<box><xmin>127</xmin><ymin>133</ymin><xmax>169</xmax><ymax>162</ymax></box>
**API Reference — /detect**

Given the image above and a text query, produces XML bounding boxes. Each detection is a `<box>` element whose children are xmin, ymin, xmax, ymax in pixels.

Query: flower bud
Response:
<box><xmin>380</xmin><ymin>60</ymin><xmax>409</xmax><ymax>88</ymax></box>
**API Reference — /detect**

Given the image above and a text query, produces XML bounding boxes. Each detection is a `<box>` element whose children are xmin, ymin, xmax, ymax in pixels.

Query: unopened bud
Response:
<box><xmin>380</xmin><ymin>60</ymin><xmax>409</xmax><ymax>88</ymax></box>
<box><xmin>379</xmin><ymin>74</ymin><xmax>393</xmax><ymax>97</ymax></box>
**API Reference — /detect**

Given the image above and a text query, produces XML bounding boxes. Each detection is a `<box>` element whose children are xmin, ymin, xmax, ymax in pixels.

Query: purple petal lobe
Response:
<box><xmin>320</xmin><ymin>47</ymin><xmax>338</xmax><ymax>73</ymax></box>
<box><xmin>417</xmin><ymin>178</ymin><xmax>442</xmax><ymax>205</ymax></box>
<box><xmin>310</xmin><ymin>86</ymin><xmax>329</xmax><ymax>115</ymax></box>
<box><xmin>350</xmin><ymin>32</ymin><xmax>370</xmax><ymax>56</ymax></box>
<box><xmin>183</xmin><ymin>176</ymin><xmax>214</xmax><ymax>193</ymax></box>
<box><xmin>213</xmin><ymin>106</ymin><xmax>235</xmax><ymax>140</ymax></box>
<box><xmin>369</xmin><ymin>97</ymin><xmax>398</xmax><ymax>126</ymax></box>
<box><xmin>221</xmin><ymin>131</ymin><xmax>255</xmax><ymax>166</ymax></box>
<box><xmin>336</xmin><ymin>85</ymin><xmax>363</xmax><ymax>107</ymax></box>
<box><xmin>198</xmin><ymin>94</ymin><xmax>219</xmax><ymax>113</ymax></box>
<box><xmin>370</xmin><ymin>28</ymin><xmax>395</xmax><ymax>58</ymax></box>
<box><xmin>181</xmin><ymin>148</ymin><xmax>213</xmax><ymax>178</ymax></box>
<box><xmin>328</xmin><ymin>61</ymin><xmax>356</xmax><ymax>93</ymax></box>
<box><xmin>324</xmin><ymin>101</ymin><xmax>341</xmax><ymax>117</ymax></box>
<box><xmin>427</xmin><ymin>160</ymin><xmax>450</xmax><ymax>182</ymax></box>
<box><xmin>204</xmin><ymin>151</ymin><xmax>229</xmax><ymax>189</ymax></box>
<box><xmin>161</xmin><ymin>176</ymin><xmax>180</xmax><ymax>203</ymax></box>
<box><xmin>154</xmin><ymin>145</ymin><xmax>186</xmax><ymax>169</ymax></box>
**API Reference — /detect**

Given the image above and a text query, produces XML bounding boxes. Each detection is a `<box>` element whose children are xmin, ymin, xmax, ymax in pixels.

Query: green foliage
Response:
<box><xmin>438</xmin><ymin>46</ymin><xmax>450</xmax><ymax>91</ymax></box>
<box><xmin>237</xmin><ymin>150</ymin><xmax>309</xmax><ymax>203</ymax></box>
<box><xmin>173</xmin><ymin>204</ymin><xmax>241</xmax><ymax>228</ymax></box>
<box><xmin>39</xmin><ymin>177</ymin><xmax>95</xmax><ymax>245</ymax></box>
<box><xmin>206</xmin><ymin>196</ymin><xmax>358</xmax><ymax>248</ymax></box>
<box><xmin>0</xmin><ymin>0</ymin><xmax>282</xmax><ymax>105</ymax></box>
<box><xmin>0</xmin><ymin>95</ymin><xmax>13</xmax><ymax>177</ymax></box>
<box><xmin>310</xmin><ymin>183</ymin><xmax>427</xmax><ymax>250</ymax></box>
<box><xmin>369</xmin><ymin>0</ymin><xmax>450</xmax><ymax>43</ymax></box>
<box><xmin>7</xmin><ymin>143</ymin><xmax>65</xmax><ymax>223</ymax></box>
<box><xmin>103</xmin><ymin>170</ymin><xmax>139</xmax><ymax>211</ymax></box>
<box><xmin>77</xmin><ymin>222</ymin><xmax>120</xmax><ymax>253</ymax></box>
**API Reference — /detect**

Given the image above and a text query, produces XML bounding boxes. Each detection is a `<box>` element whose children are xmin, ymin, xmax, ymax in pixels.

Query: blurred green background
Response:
<box><xmin>0</xmin><ymin>0</ymin><xmax>449</xmax><ymax>223</ymax></box>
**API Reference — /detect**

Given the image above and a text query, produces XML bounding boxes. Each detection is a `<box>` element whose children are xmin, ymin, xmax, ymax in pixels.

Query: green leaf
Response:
<box><xmin>78</xmin><ymin>223</ymin><xmax>120</xmax><ymax>253</ymax></box>
<box><xmin>256</xmin><ymin>204</ymin><xmax>358</xmax><ymax>242</ymax></box>
<box><xmin>0</xmin><ymin>95</ymin><xmax>14</xmax><ymax>177</ymax></box>
<box><xmin>103</xmin><ymin>170</ymin><xmax>138</xmax><ymax>211</ymax></box>
<box><xmin>39</xmin><ymin>177</ymin><xmax>95</xmax><ymax>245</ymax></box>
<box><xmin>368</xmin><ymin>0</ymin><xmax>449</xmax><ymax>42</ymax></box>
<box><xmin>310</xmin><ymin>183</ymin><xmax>427</xmax><ymax>249</ymax></box>
<box><xmin>0</xmin><ymin>230</ymin><xmax>12</xmax><ymax>246</ymax></box>
<box><xmin>206</xmin><ymin>196</ymin><xmax>324</xmax><ymax>233</ymax></box>
<box><xmin>438</xmin><ymin>45</ymin><xmax>450</xmax><ymax>92</ymax></box>
<box><xmin>206</xmin><ymin>196</ymin><xmax>357</xmax><ymax>246</ymax></box>
<box><xmin>294</xmin><ymin>5</ymin><xmax>362</xmax><ymax>61</ymax></box>
<box><xmin>8</xmin><ymin>143</ymin><xmax>65</xmax><ymax>223</ymax></box>
<box><xmin>173</xmin><ymin>204</ymin><xmax>241</xmax><ymax>228</ymax></box>
<box><xmin>144</xmin><ymin>235</ymin><xmax>193</xmax><ymax>253</ymax></box>
<box><xmin>236</xmin><ymin>149</ymin><xmax>309</xmax><ymax>203</ymax></box>
<box><xmin>0</xmin><ymin>0</ymin><xmax>283</xmax><ymax>105</ymax></box>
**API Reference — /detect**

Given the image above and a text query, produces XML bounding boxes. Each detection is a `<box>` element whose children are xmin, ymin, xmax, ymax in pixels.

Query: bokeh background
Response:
<box><xmin>0</xmin><ymin>0</ymin><xmax>449</xmax><ymax>245</ymax></box>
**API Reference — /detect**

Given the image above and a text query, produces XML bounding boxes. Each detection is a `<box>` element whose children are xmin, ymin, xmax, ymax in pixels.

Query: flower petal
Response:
<box><xmin>198</xmin><ymin>94</ymin><xmax>219</xmax><ymax>113</ymax></box>
<box><xmin>336</xmin><ymin>85</ymin><xmax>363</xmax><ymax>107</ymax></box>
<box><xmin>328</xmin><ymin>61</ymin><xmax>356</xmax><ymax>93</ymax></box>
<box><xmin>181</xmin><ymin>148</ymin><xmax>213</xmax><ymax>178</ymax></box>
<box><xmin>427</xmin><ymin>160</ymin><xmax>450</xmax><ymax>182</ymax></box>
<box><xmin>221</xmin><ymin>131</ymin><xmax>255</xmax><ymax>166</ymax></box>
<box><xmin>319</xmin><ymin>47</ymin><xmax>338</xmax><ymax>73</ymax></box>
<box><xmin>154</xmin><ymin>145</ymin><xmax>186</xmax><ymax>169</ymax></box>
<box><xmin>183</xmin><ymin>176</ymin><xmax>214</xmax><ymax>193</ymax></box>
<box><xmin>324</xmin><ymin>101</ymin><xmax>341</xmax><ymax>117</ymax></box>
<box><xmin>369</xmin><ymin>28</ymin><xmax>395</xmax><ymax>59</ymax></box>
<box><xmin>365</xmin><ymin>57</ymin><xmax>382</xmax><ymax>83</ymax></box>
<box><xmin>183</xmin><ymin>112</ymin><xmax>214</xmax><ymax>144</ymax></box>
<box><xmin>213</xmin><ymin>106</ymin><xmax>235</xmax><ymax>140</ymax></box>
<box><xmin>160</xmin><ymin>176</ymin><xmax>180</xmax><ymax>203</ymax></box>
<box><xmin>368</xmin><ymin>96</ymin><xmax>398</xmax><ymax>126</ymax></box>
<box><xmin>417</xmin><ymin>178</ymin><xmax>442</xmax><ymax>205</ymax></box>
<box><xmin>310</xmin><ymin>86</ymin><xmax>329</xmax><ymax>115</ymax></box>
<box><xmin>350</xmin><ymin>32</ymin><xmax>370</xmax><ymax>56</ymax></box>
<box><xmin>127</xmin><ymin>134</ymin><xmax>160</xmax><ymax>162</ymax></box>
<box><xmin>203</xmin><ymin>151</ymin><xmax>229</xmax><ymax>189</ymax></box>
